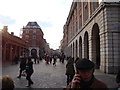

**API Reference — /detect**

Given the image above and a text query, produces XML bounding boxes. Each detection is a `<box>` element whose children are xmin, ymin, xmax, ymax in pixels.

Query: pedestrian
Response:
<box><xmin>34</xmin><ymin>57</ymin><xmax>37</xmax><ymax>64</ymax></box>
<box><xmin>65</xmin><ymin>58</ymin><xmax>107</xmax><ymax>89</ymax></box>
<box><xmin>45</xmin><ymin>55</ymin><xmax>49</xmax><ymax>64</ymax></box>
<box><xmin>1</xmin><ymin>75</ymin><xmax>14</xmax><ymax>90</ymax></box>
<box><xmin>17</xmin><ymin>56</ymin><xmax>26</xmax><ymax>78</ymax></box>
<box><xmin>49</xmin><ymin>56</ymin><xmax>52</xmax><ymax>64</ymax></box>
<box><xmin>65</xmin><ymin>56</ymin><xmax>75</xmax><ymax>85</ymax></box>
<box><xmin>37</xmin><ymin>57</ymin><xmax>40</xmax><ymax>64</ymax></box>
<box><xmin>53</xmin><ymin>56</ymin><xmax>57</xmax><ymax>66</ymax></box>
<box><xmin>61</xmin><ymin>55</ymin><xmax>65</xmax><ymax>63</ymax></box>
<box><xmin>116</xmin><ymin>69</ymin><xmax>120</xmax><ymax>89</ymax></box>
<box><xmin>25</xmin><ymin>57</ymin><xmax>34</xmax><ymax>87</ymax></box>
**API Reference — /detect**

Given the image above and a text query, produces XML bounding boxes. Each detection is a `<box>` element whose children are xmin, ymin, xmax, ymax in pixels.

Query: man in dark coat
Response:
<box><xmin>17</xmin><ymin>56</ymin><xmax>26</xmax><ymax>78</ymax></box>
<box><xmin>116</xmin><ymin>69</ymin><xmax>120</xmax><ymax>87</ymax></box>
<box><xmin>65</xmin><ymin>58</ymin><xmax>107</xmax><ymax>89</ymax></box>
<box><xmin>26</xmin><ymin>57</ymin><xmax>34</xmax><ymax>87</ymax></box>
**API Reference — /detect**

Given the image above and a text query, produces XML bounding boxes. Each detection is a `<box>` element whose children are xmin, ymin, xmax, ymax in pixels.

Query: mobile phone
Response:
<box><xmin>76</xmin><ymin>69</ymin><xmax>81</xmax><ymax>81</ymax></box>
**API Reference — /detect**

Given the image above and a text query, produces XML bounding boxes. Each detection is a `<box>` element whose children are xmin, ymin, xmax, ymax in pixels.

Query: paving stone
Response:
<box><xmin>2</xmin><ymin>59</ymin><xmax>118</xmax><ymax>89</ymax></box>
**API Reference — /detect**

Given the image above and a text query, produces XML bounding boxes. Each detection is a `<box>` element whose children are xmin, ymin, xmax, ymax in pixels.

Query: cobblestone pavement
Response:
<box><xmin>2</xmin><ymin>59</ymin><xmax>67</xmax><ymax>89</ymax></box>
<box><xmin>94</xmin><ymin>69</ymin><xmax>118</xmax><ymax>88</ymax></box>
<box><xmin>2</xmin><ymin>59</ymin><xmax>118</xmax><ymax>89</ymax></box>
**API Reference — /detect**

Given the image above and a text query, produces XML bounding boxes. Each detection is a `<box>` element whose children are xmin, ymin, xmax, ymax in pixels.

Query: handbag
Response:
<box><xmin>21</xmin><ymin>70</ymin><xmax>26</xmax><ymax>77</ymax></box>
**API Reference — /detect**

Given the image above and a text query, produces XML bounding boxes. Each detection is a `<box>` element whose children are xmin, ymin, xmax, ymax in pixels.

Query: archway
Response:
<box><xmin>84</xmin><ymin>31</ymin><xmax>89</xmax><ymax>59</ymax></box>
<box><xmin>79</xmin><ymin>36</ymin><xmax>82</xmax><ymax>59</ymax></box>
<box><xmin>31</xmin><ymin>49</ymin><xmax>37</xmax><ymax>58</ymax></box>
<box><xmin>91</xmin><ymin>23</ymin><xmax>100</xmax><ymax>69</ymax></box>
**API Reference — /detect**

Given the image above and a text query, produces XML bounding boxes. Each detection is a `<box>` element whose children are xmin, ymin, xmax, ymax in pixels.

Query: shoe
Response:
<box><xmin>30</xmin><ymin>82</ymin><xmax>34</xmax><ymax>84</ymax></box>
<box><xmin>31</xmin><ymin>82</ymin><xmax>34</xmax><ymax>84</ymax></box>
<box><xmin>25</xmin><ymin>85</ymin><xmax>31</xmax><ymax>87</ymax></box>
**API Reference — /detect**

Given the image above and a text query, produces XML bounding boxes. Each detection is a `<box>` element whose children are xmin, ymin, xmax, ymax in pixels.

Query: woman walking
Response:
<box><xmin>65</xmin><ymin>56</ymin><xmax>75</xmax><ymax>85</ymax></box>
<box><xmin>25</xmin><ymin>57</ymin><xmax>34</xmax><ymax>87</ymax></box>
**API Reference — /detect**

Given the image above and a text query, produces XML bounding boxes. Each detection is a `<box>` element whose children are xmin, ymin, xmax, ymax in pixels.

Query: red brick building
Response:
<box><xmin>1</xmin><ymin>26</ymin><xmax>26</xmax><ymax>65</ymax></box>
<box><xmin>21</xmin><ymin>22</ymin><xmax>49</xmax><ymax>57</ymax></box>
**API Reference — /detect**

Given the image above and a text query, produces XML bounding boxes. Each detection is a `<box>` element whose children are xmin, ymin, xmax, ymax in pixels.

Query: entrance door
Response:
<box><xmin>31</xmin><ymin>49</ymin><xmax>37</xmax><ymax>58</ymax></box>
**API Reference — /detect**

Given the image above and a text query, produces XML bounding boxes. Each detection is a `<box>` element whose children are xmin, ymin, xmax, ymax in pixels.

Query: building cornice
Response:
<box><xmin>67</xmin><ymin>2</ymin><xmax>120</xmax><ymax>45</ymax></box>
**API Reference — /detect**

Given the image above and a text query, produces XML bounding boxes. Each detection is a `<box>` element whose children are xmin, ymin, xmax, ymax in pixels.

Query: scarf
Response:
<box><xmin>79</xmin><ymin>74</ymin><xmax>95</xmax><ymax>88</ymax></box>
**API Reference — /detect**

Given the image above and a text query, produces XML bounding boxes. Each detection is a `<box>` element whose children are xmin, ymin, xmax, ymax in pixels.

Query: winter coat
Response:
<box><xmin>65</xmin><ymin>58</ymin><xmax>75</xmax><ymax>75</ymax></box>
<box><xmin>116</xmin><ymin>70</ymin><xmax>120</xmax><ymax>84</ymax></box>
<box><xmin>19</xmin><ymin>58</ymin><xmax>26</xmax><ymax>70</ymax></box>
<box><xmin>64</xmin><ymin>78</ymin><xmax>108</xmax><ymax>89</ymax></box>
<box><xmin>26</xmin><ymin>61</ymin><xmax>33</xmax><ymax>74</ymax></box>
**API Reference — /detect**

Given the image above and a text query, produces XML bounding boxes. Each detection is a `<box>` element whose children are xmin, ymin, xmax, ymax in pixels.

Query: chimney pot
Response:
<box><xmin>3</xmin><ymin>26</ymin><xmax>8</xmax><ymax>32</ymax></box>
<box><xmin>11</xmin><ymin>32</ymin><xmax>14</xmax><ymax>35</ymax></box>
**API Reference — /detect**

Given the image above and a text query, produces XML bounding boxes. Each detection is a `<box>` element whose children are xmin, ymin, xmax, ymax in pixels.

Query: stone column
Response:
<box><xmin>3</xmin><ymin>43</ymin><xmax>7</xmax><ymax>62</ymax></box>
<box><xmin>81</xmin><ymin>2</ymin><xmax>84</xmax><ymax>26</ymax></box>
<box><xmin>9</xmin><ymin>45</ymin><xmax>13</xmax><ymax>61</ymax></box>
<box><xmin>89</xmin><ymin>36</ymin><xmax>92</xmax><ymax>62</ymax></box>
<box><xmin>14</xmin><ymin>45</ymin><xmax>17</xmax><ymax>56</ymax></box>
<box><xmin>88</xmin><ymin>1</ymin><xmax>91</xmax><ymax>18</ymax></box>
<box><xmin>37</xmin><ymin>47</ymin><xmax>39</xmax><ymax>57</ymax></box>
<box><xmin>82</xmin><ymin>41</ymin><xmax>85</xmax><ymax>58</ymax></box>
<box><xmin>99</xmin><ymin>30</ymin><xmax>107</xmax><ymax>73</ymax></box>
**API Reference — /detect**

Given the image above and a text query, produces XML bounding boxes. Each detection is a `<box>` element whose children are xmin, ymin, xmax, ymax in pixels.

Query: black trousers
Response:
<box><xmin>18</xmin><ymin>69</ymin><xmax>24</xmax><ymax>77</ymax></box>
<box><xmin>26</xmin><ymin>71</ymin><xmax>33</xmax><ymax>85</ymax></box>
<box><xmin>66</xmin><ymin>74</ymin><xmax>74</xmax><ymax>85</ymax></box>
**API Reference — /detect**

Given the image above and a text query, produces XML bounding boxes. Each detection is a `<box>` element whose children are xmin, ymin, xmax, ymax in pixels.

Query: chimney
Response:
<box><xmin>11</xmin><ymin>32</ymin><xmax>14</xmax><ymax>35</ymax></box>
<box><xmin>3</xmin><ymin>26</ymin><xmax>8</xmax><ymax>32</ymax></box>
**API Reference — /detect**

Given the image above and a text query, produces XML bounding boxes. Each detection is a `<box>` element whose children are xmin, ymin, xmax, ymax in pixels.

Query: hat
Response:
<box><xmin>75</xmin><ymin>58</ymin><xmax>95</xmax><ymax>70</ymax></box>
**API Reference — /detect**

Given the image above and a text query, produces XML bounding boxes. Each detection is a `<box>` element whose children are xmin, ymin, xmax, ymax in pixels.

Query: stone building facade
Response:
<box><xmin>1</xmin><ymin>26</ymin><xmax>26</xmax><ymax>65</ymax></box>
<box><xmin>22</xmin><ymin>22</ymin><xmax>50</xmax><ymax>57</ymax></box>
<box><xmin>61</xmin><ymin>1</ymin><xmax>120</xmax><ymax>74</ymax></box>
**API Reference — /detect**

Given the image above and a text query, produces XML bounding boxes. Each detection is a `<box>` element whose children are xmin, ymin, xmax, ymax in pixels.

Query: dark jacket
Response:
<box><xmin>20</xmin><ymin>58</ymin><xmax>26</xmax><ymax>70</ymax></box>
<box><xmin>65</xmin><ymin>78</ymin><xmax>107</xmax><ymax>89</ymax></box>
<box><xmin>26</xmin><ymin>61</ymin><xmax>33</xmax><ymax>73</ymax></box>
<box><xmin>116</xmin><ymin>70</ymin><xmax>120</xmax><ymax>84</ymax></box>
<box><xmin>66</xmin><ymin>58</ymin><xmax>75</xmax><ymax>75</ymax></box>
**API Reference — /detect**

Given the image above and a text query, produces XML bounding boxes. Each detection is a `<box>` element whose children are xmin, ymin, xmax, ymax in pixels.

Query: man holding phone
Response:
<box><xmin>65</xmin><ymin>58</ymin><xmax>107</xmax><ymax>89</ymax></box>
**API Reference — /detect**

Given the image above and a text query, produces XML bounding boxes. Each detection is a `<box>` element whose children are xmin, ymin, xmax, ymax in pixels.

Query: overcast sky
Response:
<box><xmin>0</xmin><ymin>0</ymin><xmax>73</xmax><ymax>50</ymax></box>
